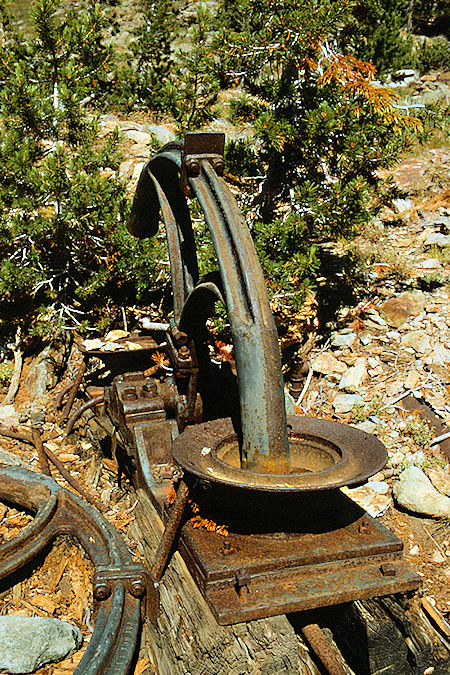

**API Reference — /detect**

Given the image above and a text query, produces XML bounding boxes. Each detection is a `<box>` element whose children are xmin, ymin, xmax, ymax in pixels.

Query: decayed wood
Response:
<box><xmin>130</xmin><ymin>488</ymin><xmax>321</xmax><ymax>675</ymax></box>
<box><xmin>2</xmin><ymin>329</ymin><xmax>22</xmax><ymax>405</ymax></box>
<box><xmin>322</xmin><ymin>596</ymin><xmax>450</xmax><ymax>674</ymax></box>
<box><xmin>129</xmin><ymin>487</ymin><xmax>449</xmax><ymax>674</ymax></box>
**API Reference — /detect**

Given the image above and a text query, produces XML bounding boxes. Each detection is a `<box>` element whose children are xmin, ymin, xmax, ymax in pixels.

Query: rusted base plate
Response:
<box><xmin>178</xmin><ymin>489</ymin><xmax>421</xmax><ymax>625</ymax></box>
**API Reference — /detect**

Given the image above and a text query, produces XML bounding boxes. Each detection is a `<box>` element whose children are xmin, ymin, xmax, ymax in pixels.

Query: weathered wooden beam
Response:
<box><xmin>129</xmin><ymin>488</ymin><xmax>322</xmax><ymax>674</ymax></box>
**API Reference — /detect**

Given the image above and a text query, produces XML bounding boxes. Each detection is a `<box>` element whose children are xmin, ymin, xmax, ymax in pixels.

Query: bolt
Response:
<box><xmin>130</xmin><ymin>578</ymin><xmax>146</xmax><ymax>598</ymax></box>
<box><xmin>185</xmin><ymin>156</ymin><xmax>200</xmax><ymax>177</ymax></box>
<box><xmin>172</xmin><ymin>326</ymin><xmax>188</xmax><ymax>347</ymax></box>
<box><xmin>380</xmin><ymin>563</ymin><xmax>396</xmax><ymax>577</ymax></box>
<box><xmin>142</xmin><ymin>382</ymin><xmax>157</xmax><ymax>398</ymax></box>
<box><xmin>122</xmin><ymin>387</ymin><xmax>138</xmax><ymax>401</ymax></box>
<box><xmin>221</xmin><ymin>540</ymin><xmax>233</xmax><ymax>556</ymax></box>
<box><xmin>211</xmin><ymin>157</ymin><xmax>225</xmax><ymax>176</ymax></box>
<box><xmin>94</xmin><ymin>582</ymin><xmax>111</xmax><ymax>601</ymax></box>
<box><xmin>178</xmin><ymin>345</ymin><xmax>190</xmax><ymax>359</ymax></box>
<box><xmin>358</xmin><ymin>519</ymin><xmax>371</xmax><ymax>535</ymax></box>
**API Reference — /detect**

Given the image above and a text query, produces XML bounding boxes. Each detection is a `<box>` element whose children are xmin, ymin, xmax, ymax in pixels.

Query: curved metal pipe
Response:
<box><xmin>129</xmin><ymin>139</ymin><xmax>289</xmax><ymax>470</ymax></box>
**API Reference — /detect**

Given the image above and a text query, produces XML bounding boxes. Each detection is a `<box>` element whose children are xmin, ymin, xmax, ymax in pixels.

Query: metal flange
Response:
<box><xmin>172</xmin><ymin>415</ymin><xmax>387</xmax><ymax>492</ymax></box>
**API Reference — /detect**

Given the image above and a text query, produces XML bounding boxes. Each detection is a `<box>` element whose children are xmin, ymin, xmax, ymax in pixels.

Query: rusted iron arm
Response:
<box><xmin>128</xmin><ymin>133</ymin><xmax>290</xmax><ymax>472</ymax></box>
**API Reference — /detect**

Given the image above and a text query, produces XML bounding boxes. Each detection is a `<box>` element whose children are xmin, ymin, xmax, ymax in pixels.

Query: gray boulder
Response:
<box><xmin>393</xmin><ymin>466</ymin><xmax>450</xmax><ymax>518</ymax></box>
<box><xmin>0</xmin><ymin>616</ymin><xmax>82</xmax><ymax>674</ymax></box>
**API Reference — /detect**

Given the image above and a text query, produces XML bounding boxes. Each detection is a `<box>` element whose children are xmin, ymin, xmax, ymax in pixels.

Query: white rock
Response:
<box><xmin>118</xmin><ymin>158</ymin><xmax>135</xmax><ymax>178</ymax></box>
<box><xmin>431</xmin><ymin>550</ymin><xmax>445</xmax><ymax>564</ymax></box>
<box><xmin>423</xmin><ymin>232</ymin><xmax>450</xmax><ymax>248</ymax></box>
<box><xmin>331</xmin><ymin>332</ymin><xmax>357</xmax><ymax>349</ymax></box>
<box><xmin>342</xmin><ymin>481</ymin><xmax>391</xmax><ymax>517</ymax></box>
<box><xmin>0</xmin><ymin>616</ymin><xmax>82</xmax><ymax>674</ymax></box>
<box><xmin>417</xmin><ymin>258</ymin><xmax>441</xmax><ymax>269</ymax></box>
<box><xmin>353</xmin><ymin>420</ymin><xmax>377</xmax><ymax>434</ymax></box>
<box><xmin>392</xmin><ymin>198</ymin><xmax>413</xmax><ymax>213</ymax></box>
<box><xmin>124</xmin><ymin>129</ymin><xmax>151</xmax><ymax>144</ymax></box>
<box><xmin>0</xmin><ymin>405</ymin><xmax>16</xmax><ymax>421</ymax></box>
<box><xmin>338</xmin><ymin>357</ymin><xmax>367</xmax><ymax>393</ymax></box>
<box><xmin>131</xmin><ymin>161</ymin><xmax>146</xmax><ymax>182</ymax></box>
<box><xmin>129</xmin><ymin>143</ymin><xmax>150</xmax><ymax>158</ymax></box>
<box><xmin>311</xmin><ymin>352</ymin><xmax>347</xmax><ymax>375</ymax></box>
<box><xmin>332</xmin><ymin>393</ymin><xmax>363</xmax><ymax>414</ymax></box>
<box><xmin>393</xmin><ymin>466</ymin><xmax>450</xmax><ymax>518</ymax></box>
<box><xmin>425</xmin><ymin>342</ymin><xmax>450</xmax><ymax>366</ymax></box>
<box><xmin>409</xmin><ymin>544</ymin><xmax>420</xmax><ymax>555</ymax></box>
<box><xmin>147</xmin><ymin>123</ymin><xmax>176</xmax><ymax>146</ymax></box>
<box><xmin>400</xmin><ymin>330</ymin><xmax>431</xmax><ymax>354</ymax></box>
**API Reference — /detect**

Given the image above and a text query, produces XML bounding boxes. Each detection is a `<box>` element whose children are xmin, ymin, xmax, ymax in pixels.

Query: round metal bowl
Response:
<box><xmin>172</xmin><ymin>415</ymin><xmax>387</xmax><ymax>492</ymax></box>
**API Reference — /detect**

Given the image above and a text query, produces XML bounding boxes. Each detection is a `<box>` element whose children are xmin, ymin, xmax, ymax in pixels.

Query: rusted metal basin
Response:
<box><xmin>172</xmin><ymin>415</ymin><xmax>387</xmax><ymax>492</ymax></box>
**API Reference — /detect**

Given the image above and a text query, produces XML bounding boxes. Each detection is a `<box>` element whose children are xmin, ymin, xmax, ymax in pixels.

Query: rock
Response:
<box><xmin>363</xmin><ymin>308</ymin><xmax>387</xmax><ymax>327</ymax></box>
<box><xmin>0</xmin><ymin>449</ymin><xmax>31</xmax><ymax>468</ymax></box>
<box><xmin>386</xmin><ymin>330</ymin><xmax>401</xmax><ymax>341</ymax></box>
<box><xmin>124</xmin><ymin>129</ymin><xmax>151</xmax><ymax>144</ymax></box>
<box><xmin>403</xmin><ymin>369</ymin><xmax>421</xmax><ymax>390</ymax></box>
<box><xmin>417</xmin><ymin>258</ymin><xmax>441</xmax><ymax>270</ymax></box>
<box><xmin>342</xmin><ymin>480</ymin><xmax>391</xmax><ymax>517</ymax></box>
<box><xmin>424</xmin><ymin>342</ymin><xmax>450</xmax><ymax>366</ymax></box>
<box><xmin>0</xmin><ymin>405</ymin><xmax>18</xmax><ymax>426</ymax></box>
<box><xmin>0</xmin><ymin>616</ymin><xmax>82</xmax><ymax>674</ymax></box>
<box><xmin>400</xmin><ymin>330</ymin><xmax>431</xmax><ymax>354</ymax></box>
<box><xmin>331</xmin><ymin>332</ymin><xmax>357</xmax><ymax>349</ymax></box>
<box><xmin>128</xmin><ymin>143</ymin><xmax>150</xmax><ymax>158</ymax></box>
<box><xmin>332</xmin><ymin>393</ymin><xmax>363</xmax><ymax>414</ymax></box>
<box><xmin>131</xmin><ymin>161</ymin><xmax>146</xmax><ymax>182</ymax></box>
<box><xmin>353</xmin><ymin>420</ymin><xmax>377</xmax><ymax>434</ymax></box>
<box><xmin>423</xmin><ymin>232</ymin><xmax>450</xmax><ymax>248</ymax></box>
<box><xmin>431</xmin><ymin>551</ymin><xmax>445</xmax><ymax>564</ymax></box>
<box><xmin>338</xmin><ymin>357</ymin><xmax>367</xmax><ymax>393</ymax></box>
<box><xmin>409</xmin><ymin>544</ymin><xmax>420</xmax><ymax>555</ymax></box>
<box><xmin>427</xmin><ymin>467</ymin><xmax>450</xmax><ymax>496</ymax></box>
<box><xmin>118</xmin><ymin>158</ymin><xmax>136</xmax><ymax>178</ymax></box>
<box><xmin>284</xmin><ymin>391</ymin><xmax>296</xmax><ymax>416</ymax></box>
<box><xmin>393</xmin><ymin>466</ymin><xmax>450</xmax><ymax>518</ymax></box>
<box><xmin>392</xmin><ymin>198</ymin><xmax>413</xmax><ymax>213</ymax></box>
<box><xmin>21</xmin><ymin>344</ymin><xmax>68</xmax><ymax>403</ymax></box>
<box><xmin>381</xmin><ymin>292</ymin><xmax>426</xmax><ymax>328</ymax></box>
<box><xmin>311</xmin><ymin>352</ymin><xmax>347</xmax><ymax>375</ymax></box>
<box><xmin>147</xmin><ymin>123</ymin><xmax>175</xmax><ymax>146</ymax></box>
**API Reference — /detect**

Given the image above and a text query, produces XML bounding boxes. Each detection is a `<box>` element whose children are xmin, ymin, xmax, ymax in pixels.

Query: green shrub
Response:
<box><xmin>211</xmin><ymin>0</ymin><xmax>421</xmax><ymax>311</ymax></box>
<box><xmin>0</xmin><ymin>0</ymin><xmax>166</xmax><ymax>340</ymax></box>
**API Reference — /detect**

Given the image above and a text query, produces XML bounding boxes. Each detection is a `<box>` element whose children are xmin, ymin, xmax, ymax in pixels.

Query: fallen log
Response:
<box><xmin>129</xmin><ymin>486</ymin><xmax>449</xmax><ymax>674</ymax></box>
<box><xmin>130</xmin><ymin>487</ymin><xmax>323</xmax><ymax>674</ymax></box>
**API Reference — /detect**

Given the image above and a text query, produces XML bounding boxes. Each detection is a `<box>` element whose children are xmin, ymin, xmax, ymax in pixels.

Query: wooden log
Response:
<box><xmin>315</xmin><ymin>596</ymin><xmax>450</xmax><ymax>674</ymax></box>
<box><xmin>128</xmin><ymin>487</ymin><xmax>449</xmax><ymax>673</ymax></box>
<box><xmin>130</xmin><ymin>488</ymin><xmax>322</xmax><ymax>675</ymax></box>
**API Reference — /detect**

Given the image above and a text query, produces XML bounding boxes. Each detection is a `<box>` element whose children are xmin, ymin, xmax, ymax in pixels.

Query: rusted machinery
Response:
<box><xmin>92</xmin><ymin>132</ymin><xmax>420</xmax><ymax>624</ymax></box>
<box><xmin>0</xmin><ymin>464</ymin><xmax>148</xmax><ymax>674</ymax></box>
<box><xmin>0</xmin><ymin>132</ymin><xmax>422</xmax><ymax>674</ymax></box>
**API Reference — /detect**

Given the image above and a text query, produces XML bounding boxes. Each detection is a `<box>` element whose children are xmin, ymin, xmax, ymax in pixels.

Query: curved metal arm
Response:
<box><xmin>128</xmin><ymin>133</ymin><xmax>289</xmax><ymax>471</ymax></box>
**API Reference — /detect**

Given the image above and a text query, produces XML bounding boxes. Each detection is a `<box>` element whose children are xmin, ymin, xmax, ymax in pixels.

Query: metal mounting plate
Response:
<box><xmin>178</xmin><ymin>489</ymin><xmax>421</xmax><ymax>625</ymax></box>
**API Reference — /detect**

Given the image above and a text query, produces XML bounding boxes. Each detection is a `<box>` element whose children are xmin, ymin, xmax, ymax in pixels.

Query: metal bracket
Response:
<box><xmin>180</xmin><ymin>132</ymin><xmax>225</xmax><ymax>194</ymax></box>
<box><xmin>94</xmin><ymin>564</ymin><xmax>160</xmax><ymax>623</ymax></box>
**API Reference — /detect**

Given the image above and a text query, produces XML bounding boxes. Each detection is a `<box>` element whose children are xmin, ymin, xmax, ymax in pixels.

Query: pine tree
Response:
<box><xmin>115</xmin><ymin>0</ymin><xmax>179</xmax><ymax>111</ymax></box>
<box><xmin>0</xmin><ymin>0</ymin><xmax>163</xmax><ymax>341</ymax></box>
<box><xmin>213</xmin><ymin>0</ymin><xmax>421</xmax><ymax>309</ymax></box>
